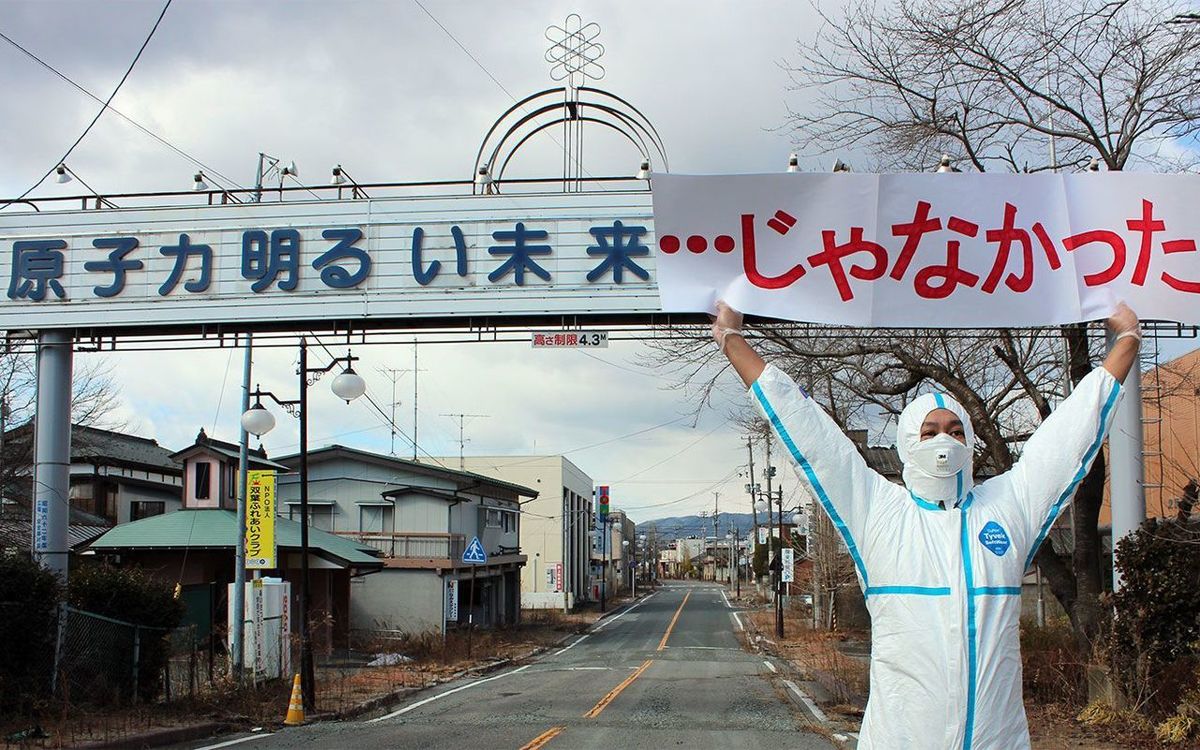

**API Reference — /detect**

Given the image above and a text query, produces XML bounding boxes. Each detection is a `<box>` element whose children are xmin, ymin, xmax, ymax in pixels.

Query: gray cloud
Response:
<box><xmin>5</xmin><ymin>0</ymin><xmax>838</xmax><ymax>521</ymax></box>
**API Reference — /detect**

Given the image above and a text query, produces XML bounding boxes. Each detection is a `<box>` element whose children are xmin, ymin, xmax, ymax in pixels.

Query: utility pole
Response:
<box><xmin>232</xmin><ymin>333</ymin><xmax>253</xmax><ymax>681</ymax></box>
<box><xmin>746</xmin><ymin>436</ymin><xmax>759</xmax><ymax>544</ymax></box>
<box><xmin>441</xmin><ymin>413</ymin><xmax>489</xmax><ymax>470</ymax></box>
<box><xmin>412</xmin><ymin>341</ymin><xmax>419</xmax><ymax>460</ymax></box>
<box><xmin>776</xmin><ymin>485</ymin><xmax>785</xmax><ymax>638</ymax></box>
<box><xmin>765</xmin><ymin>436</ymin><xmax>783</xmax><ymax>638</ymax></box>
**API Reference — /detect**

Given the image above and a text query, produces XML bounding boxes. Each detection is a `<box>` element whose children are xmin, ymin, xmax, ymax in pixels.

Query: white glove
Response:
<box><xmin>711</xmin><ymin>300</ymin><xmax>745</xmax><ymax>353</ymax></box>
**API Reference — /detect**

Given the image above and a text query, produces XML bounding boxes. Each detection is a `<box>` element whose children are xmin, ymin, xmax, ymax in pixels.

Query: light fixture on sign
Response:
<box><xmin>475</xmin><ymin>165</ymin><xmax>492</xmax><ymax>186</ymax></box>
<box><xmin>331</xmin><ymin>165</ymin><xmax>346</xmax><ymax>185</ymax></box>
<box><xmin>786</xmin><ymin>153</ymin><xmax>800</xmax><ymax>173</ymax></box>
<box><xmin>281</xmin><ymin>161</ymin><xmax>300</xmax><ymax>179</ymax></box>
<box><xmin>831</xmin><ymin>159</ymin><xmax>851</xmax><ymax>173</ymax></box>
<box><xmin>1087</xmin><ymin>157</ymin><xmax>1101</xmax><ymax>172</ymax></box>
<box><xmin>636</xmin><ymin>159</ymin><xmax>651</xmax><ymax>180</ymax></box>
<box><xmin>936</xmin><ymin>154</ymin><xmax>961</xmax><ymax>173</ymax></box>
<box><xmin>193</xmin><ymin>172</ymin><xmax>209</xmax><ymax>191</ymax></box>
<box><xmin>55</xmin><ymin>164</ymin><xmax>72</xmax><ymax>184</ymax></box>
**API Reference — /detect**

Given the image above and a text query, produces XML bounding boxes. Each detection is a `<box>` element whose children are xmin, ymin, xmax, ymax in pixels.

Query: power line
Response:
<box><xmin>0</xmin><ymin>26</ymin><xmax>244</xmax><ymax>190</ymax></box>
<box><xmin>3</xmin><ymin>0</ymin><xmax>176</xmax><ymax>207</ymax></box>
<box><xmin>610</xmin><ymin>422</ymin><xmax>727</xmax><ymax>483</ymax></box>
<box><xmin>410</xmin><ymin>0</ymin><xmax>610</xmax><ymax>192</ymax></box>
<box><xmin>411</xmin><ymin>0</ymin><xmax>523</xmax><ymax>102</ymax></box>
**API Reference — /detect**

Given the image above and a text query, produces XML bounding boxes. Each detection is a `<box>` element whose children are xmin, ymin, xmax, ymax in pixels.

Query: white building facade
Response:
<box><xmin>446</xmin><ymin>456</ymin><xmax>593</xmax><ymax>610</ymax></box>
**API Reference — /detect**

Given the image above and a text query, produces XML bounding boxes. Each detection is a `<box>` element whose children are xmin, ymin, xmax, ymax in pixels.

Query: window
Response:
<box><xmin>194</xmin><ymin>463</ymin><xmax>211</xmax><ymax>500</ymax></box>
<box><xmin>484</xmin><ymin>508</ymin><xmax>503</xmax><ymax>528</ymax></box>
<box><xmin>131</xmin><ymin>501</ymin><xmax>165</xmax><ymax>521</ymax></box>
<box><xmin>502</xmin><ymin>509</ymin><xmax>517</xmax><ymax>533</ymax></box>
<box><xmin>290</xmin><ymin>505</ymin><xmax>334</xmax><ymax>531</ymax></box>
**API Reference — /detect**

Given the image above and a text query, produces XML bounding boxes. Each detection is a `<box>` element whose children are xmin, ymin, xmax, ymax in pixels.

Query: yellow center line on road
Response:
<box><xmin>583</xmin><ymin>659</ymin><xmax>654</xmax><ymax>719</ymax></box>
<box><xmin>518</xmin><ymin>725</ymin><xmax>566</xmax><ymax>750</ymax></box>
<box><xmin>656</xmin><ymin>590</ymin><xmax>691</xmax><ymax>651</ymax></box>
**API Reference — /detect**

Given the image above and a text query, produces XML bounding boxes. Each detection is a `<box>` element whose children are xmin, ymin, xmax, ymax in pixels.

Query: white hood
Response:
<box><xmin>896</xmin><ymin>392</ymin><xmax>975</xmax><ymax>507</ymax></box>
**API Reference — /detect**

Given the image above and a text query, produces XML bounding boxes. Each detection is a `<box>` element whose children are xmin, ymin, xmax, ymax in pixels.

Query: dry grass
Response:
<box><xmin>744</xmin><ymin>607</ymin><xmax>869</xmax><ymax>707</ymax></box>
<box><xmin>0</xmin><ymin>616</ymin><xmax>589</xmax><ymax>748</ymax></box>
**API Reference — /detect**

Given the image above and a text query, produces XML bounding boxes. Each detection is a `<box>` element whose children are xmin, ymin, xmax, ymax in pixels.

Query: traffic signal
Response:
<box><xmin>598</xmin><ymin>485</ymin><xmax>610</xmax><ymax>517</ymax></box>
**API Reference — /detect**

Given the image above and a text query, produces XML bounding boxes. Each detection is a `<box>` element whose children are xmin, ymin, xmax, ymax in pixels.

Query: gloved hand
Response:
<box><xmin>1106</xmin><ymin>302</ymin><xmax>1140</xmax><ymax>344</ymax></box>
<box><xmin>711</xmin><ymin>300</ymin><xmax>744</xmax><ymax>352</ymax></box>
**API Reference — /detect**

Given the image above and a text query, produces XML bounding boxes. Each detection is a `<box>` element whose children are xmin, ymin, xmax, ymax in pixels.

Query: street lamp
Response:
<box><xmin>240</xmin><ymin>338</ymin><xmax>365</xmax><ymax>713</ymax></box>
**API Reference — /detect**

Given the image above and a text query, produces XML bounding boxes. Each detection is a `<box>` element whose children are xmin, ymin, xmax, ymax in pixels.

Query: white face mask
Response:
<box><xmin>908</xmin><ymin>434</ymin><xmax>971</xmax><ymax>478</ymax></box>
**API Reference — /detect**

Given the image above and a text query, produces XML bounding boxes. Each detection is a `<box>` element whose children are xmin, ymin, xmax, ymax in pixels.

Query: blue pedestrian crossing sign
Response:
<box><xmin>462</xmin><ymin>536</ymin><xmax>488</xmax><ymax>564</ymax></box>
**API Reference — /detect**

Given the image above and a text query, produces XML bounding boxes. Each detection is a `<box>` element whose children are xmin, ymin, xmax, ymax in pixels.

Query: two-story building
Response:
<box><xmin>274</xmin><ymin>446</ymin><xmax>534</xmax><ymax>637</ymax></box>
<box><xmin>592</xmin><ymin>508</ymin><xmax>636</xmax><ymax>597</ymax></box>
<box><xmin>86</xmin><ymin>430</ymin><xmax>380</xmax><ymax>648</ymax></box>
<box><xmin>2</xmin><ymin>423</ymin><xmax>183</xmax><ymax>526</ymax></box>
<box><xmin>444</xmin><ymin>456</ymin><xmax>593</xmax><ymax>611</ymax></box>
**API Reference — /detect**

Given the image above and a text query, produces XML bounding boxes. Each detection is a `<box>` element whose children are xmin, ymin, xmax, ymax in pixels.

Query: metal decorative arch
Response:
<box><xmin>472</xmin><ymin>86</ymin><xmax>668</xmax><ymax>194</ymax></box>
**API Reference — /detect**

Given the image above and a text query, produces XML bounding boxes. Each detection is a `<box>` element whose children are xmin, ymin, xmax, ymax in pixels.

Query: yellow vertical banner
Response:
<box><xmin>245</xmin><ymin>470</ymin><xmax>276</xmax><ymax>569</ymax></box>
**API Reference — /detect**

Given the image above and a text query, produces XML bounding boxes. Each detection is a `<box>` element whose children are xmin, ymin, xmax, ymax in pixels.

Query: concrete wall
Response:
<box><xmin>350</xmin><ymin>569</ymin><xmax>445</xmax><ymax>634</ymax></box>
<box><xmin>455</xmin><ymin>456</ymin><xmax>594</xmax><ymax>601</ymax></box>
<box><xmin>116</xmin><ymin>482</ymin><xmax>182</xmax><ymax>524</ymax></box>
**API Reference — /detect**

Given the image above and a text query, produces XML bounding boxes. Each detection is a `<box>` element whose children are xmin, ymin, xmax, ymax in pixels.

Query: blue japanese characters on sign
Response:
<box><xmin>4</xmin><ymin>220</ymin><xmax>653</xmax><ymax>303</ymax></box>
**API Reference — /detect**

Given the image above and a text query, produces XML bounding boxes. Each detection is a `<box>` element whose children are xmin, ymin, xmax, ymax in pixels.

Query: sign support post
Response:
<box><xmin>461</xmin><ymin>536</ymin><xmax>488</xmax><ymax>657</ymax></box>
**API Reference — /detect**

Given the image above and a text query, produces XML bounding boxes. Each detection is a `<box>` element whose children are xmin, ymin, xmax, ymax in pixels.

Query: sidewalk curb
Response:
<box><xmin>71</xmin><ymin>721</ymin><xmax>234</xmax><ymax>750</ymax></box>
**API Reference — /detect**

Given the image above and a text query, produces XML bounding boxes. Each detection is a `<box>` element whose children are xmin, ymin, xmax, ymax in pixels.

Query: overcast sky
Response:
<box><xmin>3</xmin><ymin>1</ymin><xmax>1196</xmax><ymax>525</ymax></box>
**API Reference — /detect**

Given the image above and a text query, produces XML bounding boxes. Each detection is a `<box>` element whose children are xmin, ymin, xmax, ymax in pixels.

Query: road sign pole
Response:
<box><xmin>468</xmin><ymin>564</ymin><xmax>476</xmax><ymax>657</ymax></box>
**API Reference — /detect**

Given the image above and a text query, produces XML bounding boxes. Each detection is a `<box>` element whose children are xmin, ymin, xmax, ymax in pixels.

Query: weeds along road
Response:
<box><xmin>183</xmin><ymin>582</ymin><xmax>835</xmax><ymax>750</ymax></box>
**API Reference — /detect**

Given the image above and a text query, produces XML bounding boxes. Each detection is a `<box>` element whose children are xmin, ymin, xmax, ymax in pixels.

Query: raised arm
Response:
<box><xmin>1013</xmin><ymin>304</ymin><xmax>1139</xmax><ymax>566</ymax></box>
<box><xmin>714</xmin><ymin>302</ymin><xmax>886</xmax><ymax>587</ymax></box>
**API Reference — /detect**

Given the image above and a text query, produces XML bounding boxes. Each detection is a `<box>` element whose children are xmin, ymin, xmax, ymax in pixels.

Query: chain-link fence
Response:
<box><xmin>54</xmin><ymin>606</ymin><xmax>223</xmax><ymax>707</ymax></box>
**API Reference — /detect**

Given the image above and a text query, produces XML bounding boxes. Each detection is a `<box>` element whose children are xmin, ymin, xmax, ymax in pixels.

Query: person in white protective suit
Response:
<box><xmin>712</xmin><ymin>301</ymin><xmax>1141</xmax><ymax>750</ymax></box>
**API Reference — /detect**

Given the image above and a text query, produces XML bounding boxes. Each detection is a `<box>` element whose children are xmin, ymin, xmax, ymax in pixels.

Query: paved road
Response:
<box><xmin>187</xmin><ymin>583</ymin><xmax>834</xmax><ymax>750</ymax></box>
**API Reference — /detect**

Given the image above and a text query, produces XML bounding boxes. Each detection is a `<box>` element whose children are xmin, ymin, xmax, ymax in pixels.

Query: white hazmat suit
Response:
<box><xmin>750</xmin><ymin>364</ymin><xmax>1122</xmax><ymax>749</ymax></box>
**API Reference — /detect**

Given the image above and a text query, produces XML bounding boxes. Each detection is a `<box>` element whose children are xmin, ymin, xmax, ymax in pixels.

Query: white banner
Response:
<box><xmin>0</xmin><ymin>193</ymin><xmax>656</xmax><ymax>332</ymax></box>
<box><xmin>652</xmin><ymin>173</ymin><xmax>1200</xmax><ymax>327</ymax></box>
<box><xmin>781</xmin><ymin>547</ymin><xmax>795</xmax><ymax>583</ymax></box>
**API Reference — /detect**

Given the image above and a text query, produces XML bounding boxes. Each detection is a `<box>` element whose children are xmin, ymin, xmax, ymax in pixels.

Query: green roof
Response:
<box><xmin>87</xmin><ymin>510</ymin><xmax>381</xmax><ymax>568</ymax></box>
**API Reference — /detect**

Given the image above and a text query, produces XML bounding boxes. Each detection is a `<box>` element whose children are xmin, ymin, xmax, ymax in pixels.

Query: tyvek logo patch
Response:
<box><xmin>978</xmin><ymin>521</ymin><xmax>1011</xmax><ymax>557</ymax></box>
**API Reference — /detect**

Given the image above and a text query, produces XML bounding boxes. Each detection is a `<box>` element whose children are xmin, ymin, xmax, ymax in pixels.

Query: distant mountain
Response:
<box><xmin>637</xmin><ymin>512</ymin><xmax>757</xmax><ymax>539</ymax></box>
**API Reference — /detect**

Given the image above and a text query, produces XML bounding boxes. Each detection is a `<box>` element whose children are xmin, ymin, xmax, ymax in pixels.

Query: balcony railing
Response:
<box><xmin>336</xmin><ymin>531</ymin><xmax>465</xmax><ymax>560</ymax></box>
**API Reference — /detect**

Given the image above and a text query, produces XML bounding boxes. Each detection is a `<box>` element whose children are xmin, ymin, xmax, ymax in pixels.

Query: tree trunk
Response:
<box><xmin>1032</xmin><ymin>324</ymin><xmax>1108</xmax><ymax>649</ymax></box>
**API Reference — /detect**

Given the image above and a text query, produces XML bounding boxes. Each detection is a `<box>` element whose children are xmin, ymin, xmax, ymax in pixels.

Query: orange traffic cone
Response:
<box><xmin>283</xmin><ymin>674</ymin><xmax>305</xmax><ymax>726</ymax></box>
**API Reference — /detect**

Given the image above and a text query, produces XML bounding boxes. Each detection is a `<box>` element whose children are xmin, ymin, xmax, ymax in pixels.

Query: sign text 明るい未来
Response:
<box><xmin>0</xmin><ymin>194</ymin><xmax>657</xmax><ymax>332</ymax></box>
<box><xmin>652</xmin><ymin>173</ymin><xmax>1200</xmax><ymax>327</ymax></box>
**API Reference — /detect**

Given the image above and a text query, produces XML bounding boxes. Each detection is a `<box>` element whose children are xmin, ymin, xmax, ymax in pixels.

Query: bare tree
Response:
<box><xmin>0</xmin><ymin>342</ymin><xmax>122</xmax><ymax>511</ymax></box>
<box><xmin>786</xmin><ymin>0</ymin><xmax>1200</xmax><ymax>173</ymax></box>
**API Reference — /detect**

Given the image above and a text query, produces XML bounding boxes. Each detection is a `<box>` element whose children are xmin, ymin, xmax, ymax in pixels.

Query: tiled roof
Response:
<box><xmin>87</xmin><ymin>509</ymin><xmax>382</xmax><ymax>568</ymax></box>
<box><xmin>278</xmin><ymin>444</ymin><xmax>538</xmax><ymax>499</ymax></box>
<box><xmin>0</xmin><ymin>518</ymin><xmax>109</xmax><ymax>552</ymax></box>
<box><xmin>72</xmin><ymin>425</ymin><xmax>182</xmax><ymax>472</ymax></box>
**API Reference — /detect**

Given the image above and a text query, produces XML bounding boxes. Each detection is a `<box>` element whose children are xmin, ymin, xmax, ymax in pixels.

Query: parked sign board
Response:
<box><xmin>531</xmin><ymin>330</ymin><xmax>608</xmax><ymax>348</ymax></box>
<box><xmin>445</xmin><ymin>579</ymin><xmax>459</xmax><ymax>622</ymax></box>
<box><xmin>245</xmin><ymin>470</ymin><xmax>276</xmax><ymax>569</ymax></box>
